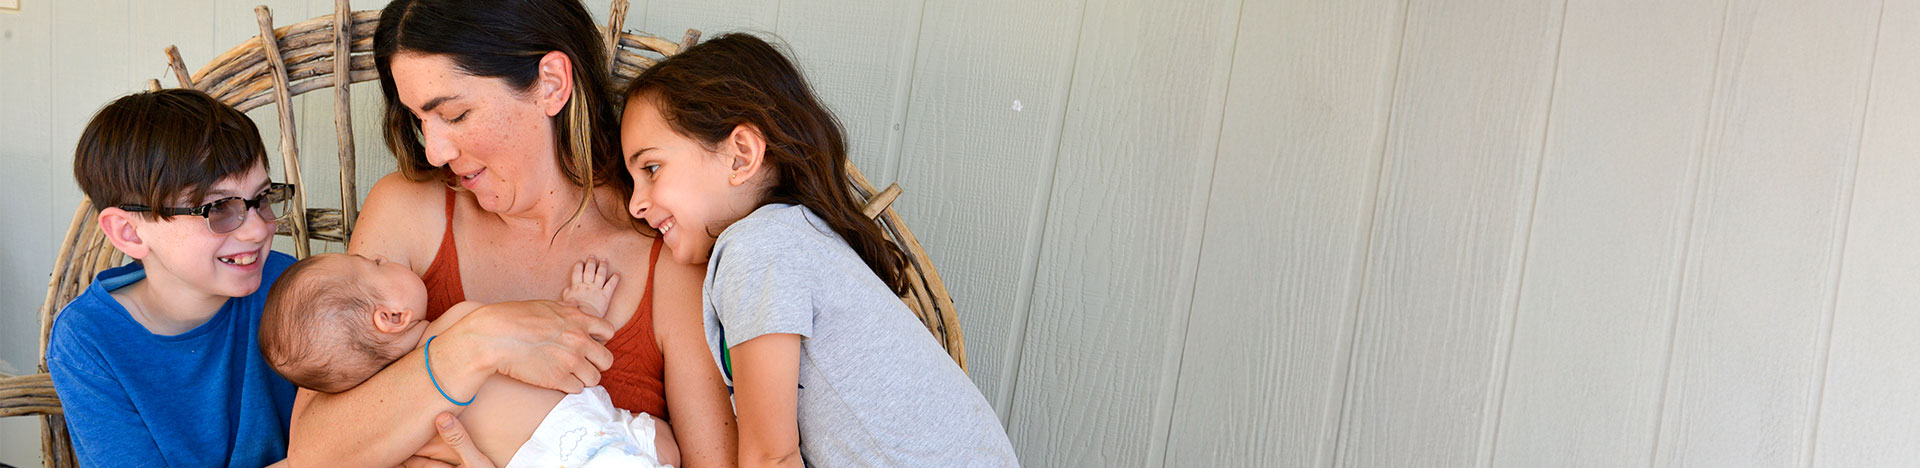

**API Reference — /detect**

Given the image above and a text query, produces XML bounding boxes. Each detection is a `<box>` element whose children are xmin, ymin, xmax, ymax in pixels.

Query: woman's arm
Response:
<box><xmin>730</xmin><ymin>333</ymin><xmax>804</xmax><ymax>468</ymax></box>
<box><xmin>289</xmin><ymin>175</ymin><xmax>616</xmax><ymax>465</ymax></box>
<box><xmin>286</xmin><ymin>328</ymin><xmax>490</xmax><ymax>465</ymax></box>
<box><xmin>653</xmin><ymin>256</ymin><xmax>739</xmax><ymax>467</ymax></box>
<box><xmin>287</xmin><ymin>302</ymin><xmax>616</xmax><ymax>465</ymax></box>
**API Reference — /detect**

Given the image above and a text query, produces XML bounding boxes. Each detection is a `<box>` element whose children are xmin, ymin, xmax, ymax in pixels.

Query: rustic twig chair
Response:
<box><xmin>0</xmin><ymin>1</ymin><xmax>963</xmax><ymax>466</ymax></box>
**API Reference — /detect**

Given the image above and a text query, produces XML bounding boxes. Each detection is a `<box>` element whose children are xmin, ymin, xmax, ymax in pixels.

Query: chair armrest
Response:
<box><xmin>0</xmin><ymin>372</ymin><xmax>62</xmax><ymax>417</ymax></box>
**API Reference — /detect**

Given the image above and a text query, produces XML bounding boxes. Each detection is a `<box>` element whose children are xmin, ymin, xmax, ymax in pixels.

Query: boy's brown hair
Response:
<box><xmin>72</xmin><ymin>89</ymin><xmax>269</xmax><ymax>216</ymax></box>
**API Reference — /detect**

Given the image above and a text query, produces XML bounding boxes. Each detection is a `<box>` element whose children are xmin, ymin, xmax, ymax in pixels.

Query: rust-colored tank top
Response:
<box><xmin>421</xmin><ymin>188</ymin><xmax>670</xmax><ymax>420</ymax></box>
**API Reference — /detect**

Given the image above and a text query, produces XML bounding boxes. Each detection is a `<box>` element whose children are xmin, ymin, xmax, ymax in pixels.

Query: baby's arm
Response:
<box><xmin>560</xmin><ymin>257</ymin><xmax>620</xmax><ymax>318</ymax></box>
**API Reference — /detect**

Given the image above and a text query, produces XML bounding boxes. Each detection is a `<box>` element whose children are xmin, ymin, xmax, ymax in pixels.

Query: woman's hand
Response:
<box><xmin>397</xmin><ymin>413</ymin><xmax>493</xmax><ymax>468</ymax></box>
<box><xmin>452</xmin><ymin>300</ymin><xmax>619</xmax><ymax>392</ymax></box>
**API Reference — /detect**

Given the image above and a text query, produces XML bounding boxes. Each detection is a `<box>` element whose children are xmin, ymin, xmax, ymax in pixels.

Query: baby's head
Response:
<box><xmin>260</xmin><ymin>253</ymin><xmax>431</xmax><ymax>393</ymax></box>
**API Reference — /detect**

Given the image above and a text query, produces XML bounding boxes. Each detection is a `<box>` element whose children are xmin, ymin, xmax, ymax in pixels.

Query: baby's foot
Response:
<box><xmin>562</xmin><ymin>257</ymin><xmax>620</xmax><ymax>317</ymax></box>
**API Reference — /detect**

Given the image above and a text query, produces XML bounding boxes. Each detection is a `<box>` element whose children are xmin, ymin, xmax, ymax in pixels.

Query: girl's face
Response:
<box><xmin>389</xmin><ymin>52</ymin><xmax>558</xmax><ymax>215</ymax></box>
<box><xmin>620</xmin><ymin>96</ymin><xmax>750</xmax><ymax>265</ymax></box>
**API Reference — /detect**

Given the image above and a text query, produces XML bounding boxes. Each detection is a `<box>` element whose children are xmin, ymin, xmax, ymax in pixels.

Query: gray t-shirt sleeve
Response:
<box><xmin>709</xmin><ymin>219</ymin><xmax>817</xmax><ymax>346</ymax></box>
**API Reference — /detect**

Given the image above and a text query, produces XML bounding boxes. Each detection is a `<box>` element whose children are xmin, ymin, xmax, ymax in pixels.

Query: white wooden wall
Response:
<box><xmin>4</xmin><ymin>1</ymin><xmax>1920</xmax><ymax>467</ymax></box>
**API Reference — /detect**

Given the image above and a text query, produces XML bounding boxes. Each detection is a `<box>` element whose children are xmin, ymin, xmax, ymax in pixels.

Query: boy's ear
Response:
<box><xmin>725</xmin><ymin>123</ymin><xmax>768</xmax><ymax>187</ymax></box>
<box><xmin>372</xmin><ymin>306</ymin><xmax>416</xmax><ymax>334</ymax></box>
<box><xmin>534</xmin><ymin>51</ymin><xmax>575</xmax><ymax>118</ymax></box>
<box><xmin>97</xmin><ymin>207</ymin><xmax>151</xmax><ymax>260</ymax></box>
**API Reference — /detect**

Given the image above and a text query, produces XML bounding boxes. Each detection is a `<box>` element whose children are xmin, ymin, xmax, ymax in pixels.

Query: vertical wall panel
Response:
<box><xmin>1653</xmin><ymin>1</ymin><xmax>1879</xmax><ymax>467</ymax></box>
<box><xmin>1164</xmin><ymin>0</ymin><xmax>1405</xmax><ymax>466</ymax></box>
<box><xmin>1812</xmin><ymin>1</ymin><xmax>1920</xmax><ymax>465</ymax></box>
<box><xmin>1489</xmin><ymin>0</ymin><xmax>1722</xmax><ymax>466</ymax></box>
<box><xmin>890</xmin><ymin>0</ymin><xmax>1084</xmax><ymax>420</ymax></box>
<box><xmin>1335</xmin><ymin>0</ymin><xmax>1564</xmax><ymax>465</ymax></box>
<box><xmin>775</xmin><ymin>0</ymin><xmax>921</xmax><ymax>186</ymax></box>
<box><xmin>0</xmin><ymin>0</ymin><xmax>60</xmax><ymax>465</ymax></box>
<box><xmin>1004</xmin><ymin>0</ymin><xmax>1238</xmax><ymax>466</ymax></box>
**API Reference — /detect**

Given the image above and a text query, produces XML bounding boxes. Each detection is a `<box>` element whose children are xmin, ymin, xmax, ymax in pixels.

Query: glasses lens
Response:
<box><xmin>207</xmin><ymin>198</ymin><xmax>246</xmax><ymax>233</ymax></box>
<box><xmin>264</xmin><ymin>185</ymin><xmax>291</xmax><ymax>221</ymax></box>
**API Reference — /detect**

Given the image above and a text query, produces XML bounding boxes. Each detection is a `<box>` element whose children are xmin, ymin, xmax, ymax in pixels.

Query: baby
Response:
<box><xmin>259</xmin><ymin>253</ymin><xmax>678</xmax><ymax>467</ymax></box>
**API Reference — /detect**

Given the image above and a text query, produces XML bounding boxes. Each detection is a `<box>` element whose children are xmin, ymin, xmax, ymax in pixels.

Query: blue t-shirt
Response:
<box><xmin>46</xmin><ymin>251</ymin><xmax>299</xmax><ymax>468</ymax></box>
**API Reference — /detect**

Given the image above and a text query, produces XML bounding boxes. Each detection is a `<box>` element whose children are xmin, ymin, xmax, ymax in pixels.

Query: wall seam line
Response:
<box><xmin>1802</xmin><ymin>2</ymin><xmax>1885</xmax><ymax>466</ymax></box>
<box><xmin>1480</xmin><ymin>2</ymin><xmax>1572</xmax><ymax>466</ymax></box>
<box><xmin>997</xmin><ymin>0</ymin><xmax>1093</xmax><ymax>448</ymax></box>
<box><xmin>1650</xmin><ymin>0</ymin><xmax>1737</xmax><ymax>465</ymax></box>
<box><xmin>1154</xmin><ymin>2</ymin><xmax>1248</xmax><ymax>466</ymax></box>
<box><xmin>1329</xmin><ymin>1</ymin><xmax>1415</xmax><ymax>466</ymax></box>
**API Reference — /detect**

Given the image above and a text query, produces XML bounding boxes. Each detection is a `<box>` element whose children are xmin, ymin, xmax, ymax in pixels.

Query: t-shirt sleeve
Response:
<box><xmin>709</xmin><ymin>219</ymin><xmax>821</xmax><ymax>347</ymax></box>
<box><xmin>46</xmin><ymin>323</ymin><xmax>169</xmax><ymax>466</ymax></box>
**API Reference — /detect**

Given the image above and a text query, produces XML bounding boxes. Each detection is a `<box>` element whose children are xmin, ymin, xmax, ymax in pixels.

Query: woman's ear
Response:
<box><xmin>373</xmin><ymin>306</ymin><xmax>417</xmax><ymax>334</ymax></box>
<box><xmin>726</xmin><ymin>124</ymin><xmax>768</xmax><ymax>187</ymax></box>
<box><xmin>97</xmin><ymin>207</ymin><xmax>150</xmax><ymax>260</ymax></box>
<box><xmin>534</xmin><ymin>51</ymin><xmax>576</xmax><ymax>117</ymax></box>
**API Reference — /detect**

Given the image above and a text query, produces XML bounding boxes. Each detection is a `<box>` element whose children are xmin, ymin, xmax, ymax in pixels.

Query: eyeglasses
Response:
<box><xmin>119</xmin><ymin>183</ymin><xmax>296</xmax><ymax>234</ymax></box>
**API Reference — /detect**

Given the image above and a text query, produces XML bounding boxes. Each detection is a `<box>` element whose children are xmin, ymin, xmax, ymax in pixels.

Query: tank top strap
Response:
<box><xmin>642</xmin><ymin>237</ymin><xmax>662</xmax><ymax>305</ymax></box>
<box><xmin>420</xmin><ymin>187</ymin><xmax>466</xmax><ymax>320</ymax></box>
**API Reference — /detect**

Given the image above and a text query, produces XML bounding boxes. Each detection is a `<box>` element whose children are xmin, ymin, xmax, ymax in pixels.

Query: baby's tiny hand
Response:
<box><xmin>562</xmin><ymin>257</ymin><xmax>620</xmax><ymax>318</ymax></box>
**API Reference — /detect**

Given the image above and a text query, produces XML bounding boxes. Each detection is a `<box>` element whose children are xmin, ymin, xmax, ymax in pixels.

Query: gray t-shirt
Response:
<box><xmin>704</xmin><ymin>204</ymin><xmax>1019</xmax><ymax>467</ymax></box>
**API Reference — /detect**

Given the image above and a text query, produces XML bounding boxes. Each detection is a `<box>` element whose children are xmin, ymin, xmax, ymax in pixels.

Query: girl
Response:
<box><xmin>618</xmin><ymin>33</ymin><xmax>1020</xmax><ymax>467</ymax></box>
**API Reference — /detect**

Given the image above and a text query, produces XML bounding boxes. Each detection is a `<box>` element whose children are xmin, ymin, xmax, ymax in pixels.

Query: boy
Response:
<box><xmin>47</xmin><ymin>88</ymin><xmax>300</xmax><ymax>467</ymax></box>
<box><xmin>260</xmin><ymin>254</ymin><xmax>678</xmax><ymax>467</ymax></box>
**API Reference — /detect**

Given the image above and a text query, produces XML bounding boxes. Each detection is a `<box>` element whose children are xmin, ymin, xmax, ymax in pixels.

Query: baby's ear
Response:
<box><xmin>372</xmin><ymin>306</ymin><xmax>416</xmax><ymax>334</ymax></box>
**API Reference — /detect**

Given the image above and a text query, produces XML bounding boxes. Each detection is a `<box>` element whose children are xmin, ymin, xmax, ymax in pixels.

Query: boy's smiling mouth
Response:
<box><xmin>217</xmin><ymin>251</ymin><xmax>260</xmax><ymax>266</ymax></box>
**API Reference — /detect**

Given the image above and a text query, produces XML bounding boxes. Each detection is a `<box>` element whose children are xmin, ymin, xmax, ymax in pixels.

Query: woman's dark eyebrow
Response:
<box><xmin>420</xmin><ymin>94</ymin><xmax>461</xmax><ymax>112</ymax></box>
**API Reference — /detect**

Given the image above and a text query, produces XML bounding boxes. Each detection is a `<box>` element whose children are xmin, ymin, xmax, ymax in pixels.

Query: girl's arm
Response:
<box><xmin>653</xmin><ymin>255</ymin><xmax>739</xmax><ymax>467</ymax></box>
<box><xmin>730</xmin><ymin>333</ymin><xmax>804</xmax><ymax>468</ymax></box>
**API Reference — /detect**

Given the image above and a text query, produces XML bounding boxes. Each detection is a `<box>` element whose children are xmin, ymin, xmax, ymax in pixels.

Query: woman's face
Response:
<box><xmin>389</xmin><ymin>52</ymin><xmax>558</xmax><ymax>215</ymax></box>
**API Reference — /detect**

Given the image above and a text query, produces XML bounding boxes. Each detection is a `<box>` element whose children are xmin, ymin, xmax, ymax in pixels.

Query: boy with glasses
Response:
<box><xmin>47</xmin><ymin>88</ymin><xmax>301</xmax><ymax>467</ymax></box>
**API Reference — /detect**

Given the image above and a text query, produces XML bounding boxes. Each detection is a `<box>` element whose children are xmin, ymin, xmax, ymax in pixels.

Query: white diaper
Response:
<box><xmin>503</xmin><ymin>386</ymin><xmax>671</xmax><ymax>468</ymax></box>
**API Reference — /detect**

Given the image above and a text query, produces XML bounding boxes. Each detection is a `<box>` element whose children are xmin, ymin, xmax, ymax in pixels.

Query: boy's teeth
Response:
<box><xmin>219</xmin><ymin>253</ymin><xmax>258</xmax><ymax>266</ymax></box>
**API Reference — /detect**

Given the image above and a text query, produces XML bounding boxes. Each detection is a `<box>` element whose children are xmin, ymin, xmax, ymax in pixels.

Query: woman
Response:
<box><xmin>284</xmin><ymin>0</ymin><xmax>736</xmax><ymax>466</ymax></box>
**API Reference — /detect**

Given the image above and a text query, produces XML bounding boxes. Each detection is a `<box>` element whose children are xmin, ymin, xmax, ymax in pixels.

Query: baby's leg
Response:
<box><xmin>561</xmin><ymin>257</ymin><xmax>620</xmax><ymax>317</ymax></box>
<box><xmin>653</xmin><ymin>417</ymin><xmax>680</xmax><ymax>467</ymax></box>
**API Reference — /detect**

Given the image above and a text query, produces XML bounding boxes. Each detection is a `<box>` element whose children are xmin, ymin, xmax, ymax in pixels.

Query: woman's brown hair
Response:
<box><xmin>372</xmin><ymin>0</ymin><xmax>626</xmax><ymax>227</ymax></box>
<box><xmin>622</xmin><ymin>33</ymin><xmax>907</xmax><ymax>294</ymax></box>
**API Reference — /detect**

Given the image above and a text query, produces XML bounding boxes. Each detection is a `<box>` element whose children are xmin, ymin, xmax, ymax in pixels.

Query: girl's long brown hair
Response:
<box><xmin>622</xmin><ymin>33</ymin><xmax>907</xmax><ymax>294</ymax></box>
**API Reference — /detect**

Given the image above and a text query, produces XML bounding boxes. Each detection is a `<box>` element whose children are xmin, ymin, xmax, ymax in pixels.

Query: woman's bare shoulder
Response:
<box><xmin>348</xmin><ymin>172</ymin><xmax>450</xmax><ymax>271</ymax></box>
<box><xmin>650</xmin><ymin>244</ymin><xmax>706</xmax><ymax>342</ymax></box>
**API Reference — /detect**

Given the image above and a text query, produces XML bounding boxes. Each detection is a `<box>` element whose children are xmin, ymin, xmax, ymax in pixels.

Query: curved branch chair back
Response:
<box><xmin>0</xmin><ymin>1</ymin><xmax>962</xmax><ymax>466</ymax></box>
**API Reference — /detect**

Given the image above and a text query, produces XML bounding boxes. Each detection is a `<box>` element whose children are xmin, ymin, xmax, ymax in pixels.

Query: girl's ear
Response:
<box><xmin>534</xmin><ymin>51</ymin><xmax>575</xmax><ymax>117</ymax></box>
<box><xmin>372</xmin><ymin>306</ymin><xmax>417</xmax><ymax>334</ymax></box>
<box><xmin>725</xmin><ymin>123</ymin><xmax>768</xmax><ymax>187</ymax></box>
<box><xmin>98</xmin><ymin>207</ymin><xmax>150</xmax><ymax>260</ymax></box>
